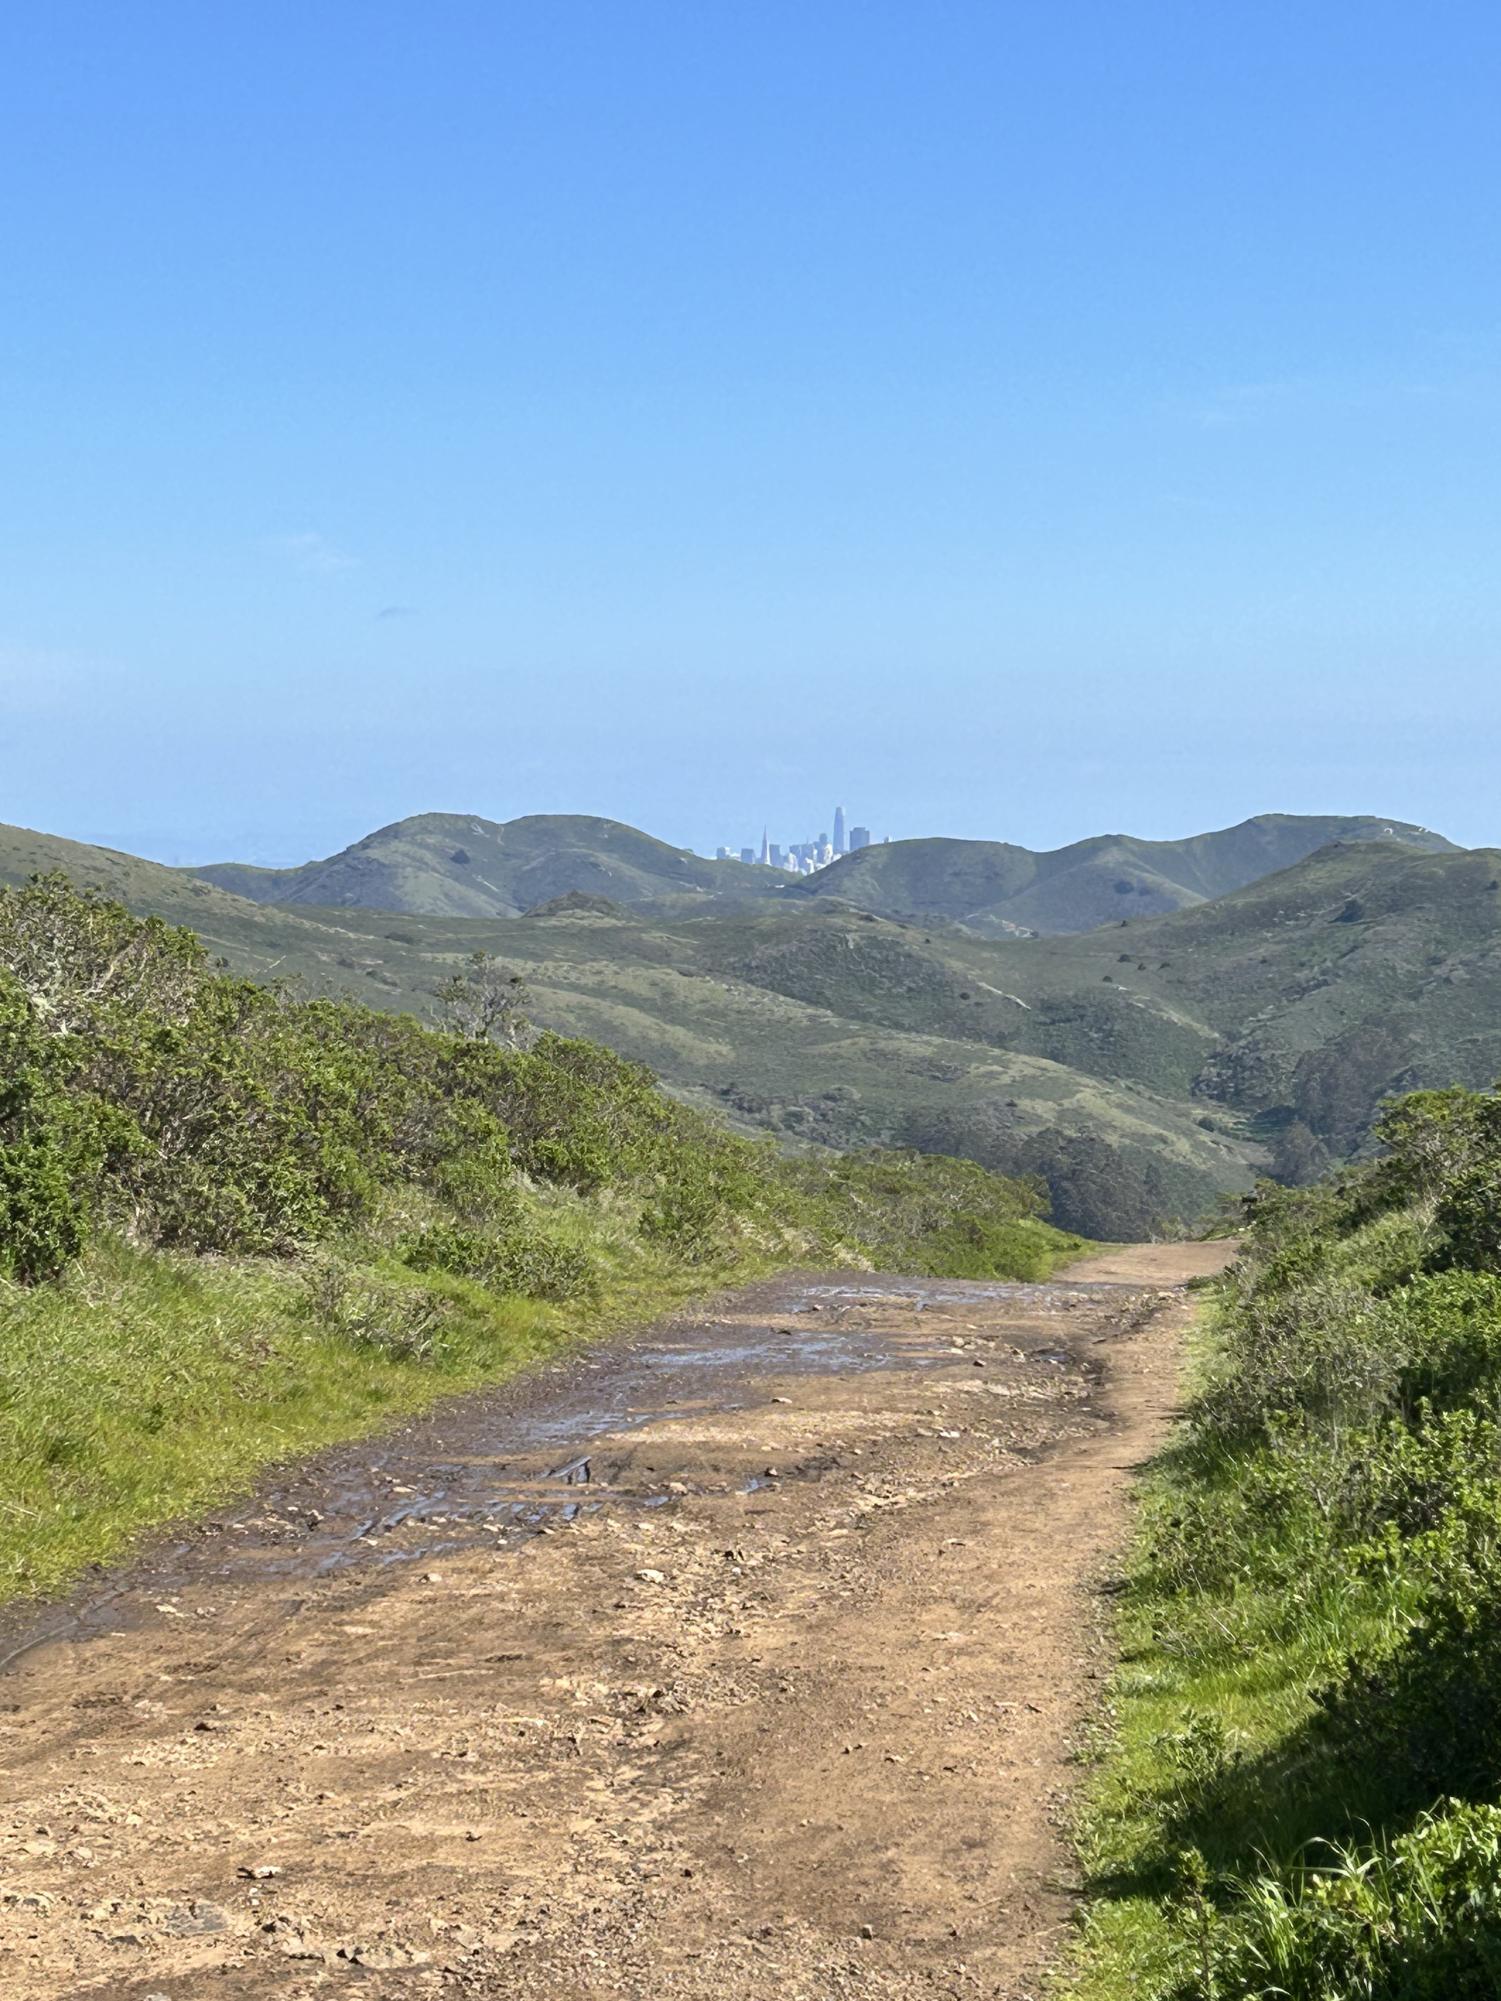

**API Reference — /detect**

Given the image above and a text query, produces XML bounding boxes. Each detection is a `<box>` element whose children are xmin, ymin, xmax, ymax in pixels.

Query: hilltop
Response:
<box><xmin>189</xmin><ymin>809</ymin><xmax>1451</xmax><ymax>933</ymax></box>
<box><xmin>796</xmin><ymin>813</ymin><xmax>1453</xmax><ymax>933</ymax></box>
<box><xmin>193</xmin><ymin>812</ymin><xmax>781</xmax><ymax>917</ymax></box>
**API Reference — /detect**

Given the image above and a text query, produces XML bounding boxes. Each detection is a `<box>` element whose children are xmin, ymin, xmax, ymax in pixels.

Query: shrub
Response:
<box><xmin>0</xmin><ymin>873</ymin><xmax>1077</xmax><ymax>1302</ymax></box>
<box><xmin>787</xmin><ymin>1147</ymin><xmax>1070</xmax><ymax>1278</ymax></box>
<box><xmin>0</xmin><ymin>972</ymin><xmax>103</xmax><ymax>1281</ymax></box>
<box><xmin>0</xmin><ymin>1138</ymin><xmax>90</xmax><ymax>1284</ymax></box>
<box><xmin>399</xmin><ymin>1221</ymin><xmax>598</xmax><ymax>1302</ymax></box>
<box><xmin>1390</xmin><ymin>1272</ymin><xmax>1501</xmax><ymax>1416</ymax></box>
<box><xmin>1318</xmin><ymin>1451</ymin><xmax>1501</xmax><ymax>1804</ymax></box>
<box><xmin>1197</xmin><ymin>1273</ymin><xmax>1399</xmax><ymax>1448</ymax></box>
<box><xmin>1085</xmin><ymin>1081</ymin><xmax>1501</xmax><ymax>1991</ymax></box>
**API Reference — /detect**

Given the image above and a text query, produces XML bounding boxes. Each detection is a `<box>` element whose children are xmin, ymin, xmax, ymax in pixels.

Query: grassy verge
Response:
<box><xmin>1064</xmin><ymin>1090</ymin><xmax>1501</xmax><ymax>1997</ymax></box>
<box><xmin>1063</xmin><ymin>1293</ymin><xmax>1387</xmax><ymax>1997</ymax></box>
<box><xmin>0</xmin><ymin>1201</ymin><xmax>773</xmax><ymax>1604</ymax></box>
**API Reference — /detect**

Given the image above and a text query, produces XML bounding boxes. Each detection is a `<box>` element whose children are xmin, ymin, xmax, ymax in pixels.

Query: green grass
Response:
<box><xmin>1062</xmin><ymin>1300</ymin><xmax>1393</xmax><ymax>1999</ymax></box>
<box><xmin>0</xmin><ymin>1202</ymin><xmax>778</xmax><ymax>1604</ymax></box>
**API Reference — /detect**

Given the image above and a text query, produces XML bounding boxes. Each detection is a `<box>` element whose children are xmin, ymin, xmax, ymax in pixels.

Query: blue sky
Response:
<box><xmin>3</xmin><ymin>2</ymin><xmax>1499</xmax><ymax>862</ymax></box>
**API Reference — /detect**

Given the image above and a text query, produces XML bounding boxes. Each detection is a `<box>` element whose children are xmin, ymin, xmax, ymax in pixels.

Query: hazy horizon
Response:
<box><xmin>7</xmin><ymin>795</ymin><xmax>1470</xmax><ymax>875</ymax></box>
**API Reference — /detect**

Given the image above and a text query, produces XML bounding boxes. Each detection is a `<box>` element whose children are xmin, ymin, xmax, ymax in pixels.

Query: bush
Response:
<box><xmin>0</xmin><ymin>877</ymin><xmax>780</xmax><ymax>1268</ymax></box>
<box><xmin>399</xmin><ymin>1221</ymin><xmax>599</xmax><ymax>1302</ymax></box>
<box><xmin>0</xmin><ymin>972</ymin><xmax>103</xmax><ymax>1281</ymax></box>
<box><xmin>787</xmin><ymin>1148</ymin><xmax>1075</xmax><ymax>1278</ymax></box>
<box><xmin>0</xmin><ymin>1139</ymin><xmax>90</xmax><ymax>1284</ymax></box>
<box><xmin>1390</xmin><ymin>1272</ymin><xmax>1501</xmax><ymax>1416</ymax></box>
<box><xmin>0</xmin><ymin>873</ymin><xmax>1079</xmax><ymax>1303</ymax></box>
<box><xmin>1197</xmin><ymin>1272</ymin><xmax>1400</xmax><ymax>1448</ymax></box>
<box><xmin>1318</xmin><ymin>1443</ymin><xmax>1501</xmax><ymax>1804</ymax></box>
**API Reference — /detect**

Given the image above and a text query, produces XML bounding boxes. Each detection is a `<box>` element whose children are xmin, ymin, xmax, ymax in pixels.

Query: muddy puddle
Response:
<box><xmin>0</xmin><ymin>1268</ymin><xmax>1142</xmax><ymax>1674</ymax></box>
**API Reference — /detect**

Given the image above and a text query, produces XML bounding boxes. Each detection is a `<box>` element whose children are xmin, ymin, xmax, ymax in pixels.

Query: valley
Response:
<box><xmin>4</xmin><ymin>815</ymin><xmax>1499</xmax><ymax>1237</ymax></box>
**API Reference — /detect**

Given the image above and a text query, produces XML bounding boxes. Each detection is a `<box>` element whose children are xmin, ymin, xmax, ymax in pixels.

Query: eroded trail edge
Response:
<box><xmin>0</xmin><ymin>1242</ymin><xmax>1231</xmax><ymax>2000</ymax></box>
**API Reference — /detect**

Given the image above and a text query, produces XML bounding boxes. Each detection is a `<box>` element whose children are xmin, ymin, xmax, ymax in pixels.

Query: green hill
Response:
<box><xmin>798</xmin><ymin>814</ymin><xmax>1453</xmax><ymax>933</ymax></box>
<box><xmin>194</xmin><ymin>812</ymin><xmax>783</xmax><ymax>916</ymax></box>
<box><xmin>189</xmin><ymin>808</ymin><xmax>1451</xmax><ymax>935</ymax></box>
<box><xmin>4</xmin><ymin>820</ymin><xmax>1496</xmax><ymax>1238</ymax></box>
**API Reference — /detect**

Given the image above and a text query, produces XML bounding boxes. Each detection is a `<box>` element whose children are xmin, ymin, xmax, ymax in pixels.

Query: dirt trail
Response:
<box><xmin>0</xmin><ymin>1241</ymin><xmax>1232</xmax><ymax>1999</ymax></box>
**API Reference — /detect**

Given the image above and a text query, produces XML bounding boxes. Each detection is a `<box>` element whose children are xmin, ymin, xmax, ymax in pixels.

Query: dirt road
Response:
<box><xmin>0</xmin><ymin>1241</ymin><xmax>1231</xmax><ymax>1999</ymax></box>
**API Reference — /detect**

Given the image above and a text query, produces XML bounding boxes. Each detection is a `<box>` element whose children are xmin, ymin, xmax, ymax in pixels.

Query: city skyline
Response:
<box><xmin>712</xmin><ymin>805</ymin><xmax>877</xmax><ymax>874</ymax></box>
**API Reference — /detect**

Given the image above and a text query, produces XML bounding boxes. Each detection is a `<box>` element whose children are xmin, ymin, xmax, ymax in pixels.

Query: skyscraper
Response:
<box><xmin>760</xmin><ymin>826</ymin><xmax>771</xmax><ymax>865</ymax></box>
<box><xmin>850</xmin><ymin>826</ymin><xmax>871</xmax><ymax>850</ymax></box>
<box><xmin>833</xmin><ymin>805</ymin><xmax>847</xmax><ymax>855</ymax></box>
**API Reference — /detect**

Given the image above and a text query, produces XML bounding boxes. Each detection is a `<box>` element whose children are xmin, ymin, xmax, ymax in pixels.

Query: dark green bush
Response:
<box><xmin>1390</xmin><ymin>1271</ymin><xmax>1501</xmax><ymax>1415</ymax></box>
<box><xmin>0</xmin><ymin>1138</ymin><xmax>90</xmax><ymax>1284</ymax></box>
<box><xmin>0</xmin><ymin>972</ymin><xmax>102</xmax><ymax>1282</ymax></box>
<box><xmin>1318</xmin><ymin>1443</ymin><xmax>1501</xmax><ymax>1804</ymax></box>
<box><xmin>1104</xmin><ymin>1082</ymin><xmax>1501</xmax><ymax>1988</ymax></box>
<box><xmin>0</xmin><ymin>877</ymin><xmax>765</xmax><ymax>1267</ymax></box>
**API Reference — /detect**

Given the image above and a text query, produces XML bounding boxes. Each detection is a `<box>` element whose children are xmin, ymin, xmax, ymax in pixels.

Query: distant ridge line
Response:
<box><xmin>180</xmin><ymin>808</ymin><xmax>1456</xmax><ymax>933</ymax></box>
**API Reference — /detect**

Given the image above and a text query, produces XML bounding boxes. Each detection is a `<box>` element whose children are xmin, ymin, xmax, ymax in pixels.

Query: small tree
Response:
<box><xmin>436</xmin><ymin>952</ymin><xmax>534</xmax><ymax>1047</ymax></box>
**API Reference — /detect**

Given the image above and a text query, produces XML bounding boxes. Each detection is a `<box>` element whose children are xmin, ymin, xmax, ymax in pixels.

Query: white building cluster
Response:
<box><xmin>713</xmin><ymin>805</ymin><xmax>878</xmax><ymax>875</ymax></box>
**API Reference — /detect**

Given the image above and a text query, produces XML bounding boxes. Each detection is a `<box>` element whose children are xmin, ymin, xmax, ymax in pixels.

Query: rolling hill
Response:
<box><xmin>192</xmin><ymin>812</ymin><xmax>780</xmax><ymax>917</ymax></box>
<box><xmin>187</xmin><ymin>807</ymin><xmax>1452</xmax><ymax>935</ymax></box>
<box><xmin>3</xmin><ymin>818</ymin><xmax>1496</xmax><ymax>1237</ymax></box>
<box><xmin>796</xmin><ymin>813</ymin><xmax>1454</xmax><ymax>933</ymax></box>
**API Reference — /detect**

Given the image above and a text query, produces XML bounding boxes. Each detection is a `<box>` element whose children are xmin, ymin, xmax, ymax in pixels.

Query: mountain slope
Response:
<box><xmin>0</xmin><ymin>819</ymin><xmax>1259</xmax><ymax>1235</ymax></box>
<box><xmin>8</xmin><ymin>819</ymin><xmax>1499</xmax><ymax>1237</ymax></box>
<box><xmin>194</xmin><ymin>813</ymin><xmax>781</xmax><ymax>917</ymax></box>
<box><xmin>799</xmin><ymin>814</ymin><xmax>1453</xmax><ymax>933</ymax></box>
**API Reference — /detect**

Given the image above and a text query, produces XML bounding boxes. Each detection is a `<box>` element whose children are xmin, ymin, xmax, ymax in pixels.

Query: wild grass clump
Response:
<box><xmin>1070</xmin><ymin>1082</ymin><xmax>1501</xmax><ymax>1999</ymax></box>
<box><xmin>0</xmin><ymin>874</ymin><xmax>1086</xmax><ymax>1598</ymax></box>
<box><xmin>1200</xmin><ymin>1805</ymin><xmax>1501</xmax><ymax>2000</ymax></box>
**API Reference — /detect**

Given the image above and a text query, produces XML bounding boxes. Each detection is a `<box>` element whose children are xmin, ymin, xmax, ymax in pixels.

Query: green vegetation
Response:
<box><xmin>4</xmin><ymin>819</ymin><xmax>1497</xmax><ymax>1237</ymax></box>
<box><xmin>185</xmin><ymin>807</ymin><xmax>1451</xmax><ymax>934</ymax></box>
<box><xmin>0</xmin><ymin>875</ymin><xmax>1082</xmax><ymax>1603</ymax></box>
<box><xmin>784</xmin><ymin>1147</ymin><xmax>1078</xmax><ymax>1282</ymax></box>
<box><xmin>1070</xmin><ymin>1083</ymin><xmax>1501</xmax><ymax>1998</ymax></box>
<box><xmin>800</xmin><ymin>813</ymin><xmax>1452</xmax><ymax>935</ymax></box>
<box><xmin>193</xmin><ymin>809</ymin><xmax>783</xmax><ymax>916</ymax></box>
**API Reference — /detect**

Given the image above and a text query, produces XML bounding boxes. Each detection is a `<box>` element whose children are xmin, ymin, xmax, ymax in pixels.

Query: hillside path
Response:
<box><xmin>0</xmin><ymin>1240</ymin><xmax>1232</xmax><ymax>2000</ymax></box>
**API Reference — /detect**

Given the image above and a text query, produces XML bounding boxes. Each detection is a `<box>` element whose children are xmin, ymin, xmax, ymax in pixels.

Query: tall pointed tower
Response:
<box><xmin>833</xmin><ymin>805</ymin><xmax>847</xmax><ymax>855</ymax></box>
<box><xmin>760</xmin><ymin>826</ymin><xmax>771</xmax><ymax>866</ymax></box>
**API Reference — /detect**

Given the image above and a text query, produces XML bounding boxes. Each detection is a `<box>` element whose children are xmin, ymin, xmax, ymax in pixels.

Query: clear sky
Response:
<box><xmin>3</xmin><ymin>2</ymin><xmax>1499</xmax><ymax>864</ymax></box>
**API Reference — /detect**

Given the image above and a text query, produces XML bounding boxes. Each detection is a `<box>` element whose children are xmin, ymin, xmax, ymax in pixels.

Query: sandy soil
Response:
<box><xmin>0</xmin><ymin>1241</ymin><xmax>1232</xmax><ymax>2000</ymax></box>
